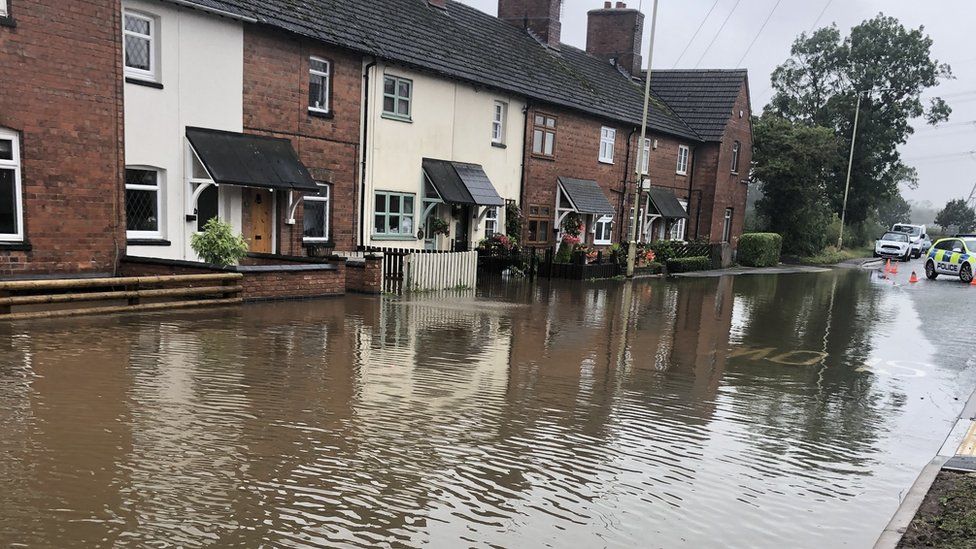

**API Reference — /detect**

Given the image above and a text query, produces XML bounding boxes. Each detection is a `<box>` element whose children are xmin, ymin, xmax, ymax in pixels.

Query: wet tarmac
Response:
<box><xmin>0</xmin><ymin>259</ymin><xmax>974</xmax><ymax>548</ymax></box>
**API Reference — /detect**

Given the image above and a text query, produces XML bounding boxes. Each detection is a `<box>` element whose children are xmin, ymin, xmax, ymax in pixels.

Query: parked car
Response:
<box><xmin>875</xmin><ymin>232</ymin><xmax>912</xmax><ymax>261</ymax></box>
<box><xmin>892</xmin><ymin>223</ymin><xmax>927</xmax><ymax>258</ymax></box>
<box><xmin>919</xmin><ymin>234</ymin><xmax>933</xmax><ymax>254</ymax></box>
<box><xmin>925</xmin><ymin>236</ymin><xmax>976</xmax><ymax>283</ymax></box>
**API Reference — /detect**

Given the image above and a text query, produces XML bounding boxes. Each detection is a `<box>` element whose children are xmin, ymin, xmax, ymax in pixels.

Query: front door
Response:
<box><xmin>244</xmin><ymin>188</ymin><xmax>274</xmax><ymax>253</ymax></box>
<box><xmin>454</xmin><ymin>205</ymin><xmax>470</xmax><ymax>252</ymax></box>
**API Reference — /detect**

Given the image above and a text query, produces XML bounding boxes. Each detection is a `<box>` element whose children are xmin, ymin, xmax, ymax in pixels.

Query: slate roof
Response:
<box><xmin>558</xmin><ymin>177</ymin><xmax>615</xmax><ymax>216</ymax></box>
<box><xmin>648</xmin><ymin>69</ymin><xmax>749</xmax><ymax>142</ymax></box>
<box><xmin>186</xmin><ymin>127</ymin><xmax>319</xmax><ymax>191</ymax></box>
<box><xmin>422</xmin><ymin>158</ymin><xmax>504</xmax><ymax>207</ymax></box>
<box><xmin>646</xmin><ymin>186</ymin><xmax>688</xmax><ymax>219</ymax></box>
<box><xmin>166</xmin><ymin>0</ymin><xmax>702</xmax><ymax>141</ymax></box>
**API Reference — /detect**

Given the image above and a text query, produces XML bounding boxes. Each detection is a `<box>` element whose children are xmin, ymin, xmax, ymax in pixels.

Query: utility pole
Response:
<box><xmin>627</xmin><ymin>0</ymin><xmax>659</xmax><ymax>277</ymax></box>
<box><xmin>837</xmin><ymin>91</ymin><xmax>862</xmax><ymax>250</ymax></box>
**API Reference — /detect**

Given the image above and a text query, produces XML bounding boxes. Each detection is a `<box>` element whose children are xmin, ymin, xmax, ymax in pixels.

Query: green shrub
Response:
<box><xmin>738</xmin><ymin>233</ymin><xmax>783</xmax><ymax>267</ymax></box>
<box><xmin>190</xmin><ymin>218</ymin><xmax>249</xmax><ymax>266</ymax></box>
<box><xmin>666</xmin><ymin>256</ymin><xmax>711</xmax><ymax>274</ymax></box>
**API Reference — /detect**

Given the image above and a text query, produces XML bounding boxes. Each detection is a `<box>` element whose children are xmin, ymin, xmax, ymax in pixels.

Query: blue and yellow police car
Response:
<box><xmin>925</xmin><ymin>235</ymin><xmax>976</xmax><ymax>283</ymax></box>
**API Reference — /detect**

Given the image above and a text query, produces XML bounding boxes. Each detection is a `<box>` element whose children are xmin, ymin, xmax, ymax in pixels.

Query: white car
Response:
<box><xmin>875</xmin><ymin>232</ymin><xmax>912</xmax><ymax>261</ymax></box>
<box><xmin>892</xmin><ymin>223</ymin><xmax>927</xmax><ymax>258</ymax></box>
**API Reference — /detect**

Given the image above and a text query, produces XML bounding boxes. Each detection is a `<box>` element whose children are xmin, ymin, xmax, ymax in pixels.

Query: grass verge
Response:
<box><xmin>798</xmin><ymin>246</ymin><xmax>874</xmax><ymax>265</ymax></box>
<box><xmin>898</xmin><ymin>471</ymin><xmax>976</xmax><ymax>548</ymax></box>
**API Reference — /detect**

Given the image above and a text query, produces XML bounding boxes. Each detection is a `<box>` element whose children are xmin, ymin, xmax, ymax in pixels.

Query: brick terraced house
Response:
<box><xmin>1</xmin><ymin>0</ymin><xmax>752</xmax><ymax>278</ymax></box>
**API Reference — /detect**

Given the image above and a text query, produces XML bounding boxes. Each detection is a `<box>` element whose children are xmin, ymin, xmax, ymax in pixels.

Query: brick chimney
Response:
<box><xmin>586</xmin><ymin>1</ymin><xmax>644</xmax><ymax>75</ymax></box>
<box><xmin>498</xmin><ymin>0</ymin><xmax>562</xmax><ymax>49</ymax></box>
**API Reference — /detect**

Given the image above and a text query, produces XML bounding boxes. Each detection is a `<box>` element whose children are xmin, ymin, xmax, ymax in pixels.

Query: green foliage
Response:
<box><xmin>666</xmin><ymin>256</ymin><xmax>711</xmax><ymax>274</ymax></box>
<box><xmin>768</xmin><ymin>15</ymin><xmax>952</xmax><ymax>226</ymax></box>
<box><xmin>428</xmin><ymin>217</ymin><xmax>450</xmax><ymax>236</ymax></box>
<box><xmin>505</xmin><ymin>201</ymin><xmax>524</xmax><ymax>242</ymax></box>
<box><xmin>935</xmin><ymin>199</ymin><xmax>976</xmax><ymax>232</ymax></box>
<box><xmin>737</xmin><ymin>233</ymin><xmax>783</xmax><ymax>267</ymax></box>
<box><xmin>560</xmin><ymin>212</ymin><xmax>584</xmax><ymax>237</ymax></box>
<box><xmin>190</xmin><ymin>218</ymin><xmax>249</xmax><ymax>266</ymax></box>
<box><xmin>753</xmin><ymin>114</ymin><xmax>840</xmax><ymax>255</ymax></box>
<box><xmin>648</xmin><ymin>240</ymin><xmax>685</xmax><ymax>264</ymax></box>
<box><xmin>877</xmin><ymin>193</ymin><xmax>912</xmax><ymax>229</ymax></box>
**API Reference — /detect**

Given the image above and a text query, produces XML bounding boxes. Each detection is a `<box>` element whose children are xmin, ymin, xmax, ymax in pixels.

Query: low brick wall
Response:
<box><xmin>121</xmin><ymin>255</ymin><xmax>345</xmax><ymax>302</ymax></box>
<box><xmin>345</xmin><ymin>255</ymin><xmax>383</xmax><ymax>294</ymax></box>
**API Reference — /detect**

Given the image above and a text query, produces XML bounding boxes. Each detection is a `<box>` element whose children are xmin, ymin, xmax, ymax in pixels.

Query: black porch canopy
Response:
<box><xmin>186</xmin><ymin>127</ymin><xmax>319</xmax><ymax>192</ymax></box>
<box><xmin>646</xmin><ymin>186</ymin><xmax>689</xmax><ymax>219</ymax></box>
<box><xmin>557</xmin><ymin>177</ymin><xmax>614</xmax><ymax>216</ymax></box>
<box><xmin>422</xmin><ymin>158</ymin><xmax>504</xmax><ymax>207</ymax></box>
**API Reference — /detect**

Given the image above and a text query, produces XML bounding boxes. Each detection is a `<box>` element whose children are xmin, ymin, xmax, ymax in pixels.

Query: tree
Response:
<box><xmin>768</xmin><ymin>15</ymin><xmax>952</xmax><ymax>226</ymax></box>
<box><xmin>753</xmin><ymin>114</ymin><xmax>842</xmax><ymax>256</ymax></box>
<box><xmin>877</xmin><ymin>193</ymin><xmax>912</xmax><ymax>229</ymax></box>
<box><xmin>934</xmin><ymin>199</ymin><xmax>976</xmax><ymax>233</ymax></box>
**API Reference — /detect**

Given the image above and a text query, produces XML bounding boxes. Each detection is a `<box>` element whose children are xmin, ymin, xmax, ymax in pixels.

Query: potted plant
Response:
<box><xmin>190</xmin><ymin>218</ymin><xmax>249</xmax><ymax>266</ymax></box>
<box><xmin>305</xmin><ymin>241</ymin><xmax>336</xmax><ymax>257</ymax></box>
<box><xmin>428</xmin><ymin>217</ymin><xmax>450</xmax><ymax>237</ymax></box>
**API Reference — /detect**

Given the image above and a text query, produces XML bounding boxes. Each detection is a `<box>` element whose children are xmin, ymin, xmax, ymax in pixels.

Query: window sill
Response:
<box><xmin>125</xmin><ymin>77</ymin><xmax>164</xmax><ymax>90</ymax></box>
<box><xmin>127</xmin><ymin>238</ymin><xmax>171</xmax><ymax>247</ymax></box>
<box><xmin>372</xmin><ymin>234</ymin><xmax>417</xmax><ymax>241</ymax></box>
<box><xmin>0</xmin><ymin>241</ymin><xmax>31</xmax><ymax>251</ymax></box>
<box><xmin>599</xmin><ymin>159</ymin><xmax>614</xmax><ymax>165</ymax></box>
<box><xmin>308</xmin><ymin>108</ymin><xmax>334</xmax><ymax>119</ymax></box>
<box><xmin>676</xmin><ymin>172</ymin><xmax>688</xmax><ymax>176</ymax></box>
<box><xmin>0</xmin><ymin>15</ymin><xmax>16</xmax><ymax>28</ymax></box>
<box><xmin>491</xmin><ymin>142</ymin><xmax>507</xmax><ymax>149</ymax></box>
<box><xmin>530</xmin><ymin>153</ymin><xmax>555</xmax><ymax>162</ymax></box>
<box><xmin>381</xmin><ymin>113</ymin><xmax>412</xmax><ymax>123</ymax></box>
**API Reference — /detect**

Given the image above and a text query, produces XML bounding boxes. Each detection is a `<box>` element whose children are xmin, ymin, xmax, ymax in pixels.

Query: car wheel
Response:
<box><xmin>925</xmin><ymin>260</ymin><xmax>938</xmax><ymax>280</ymax></box>
<box><xmin>962</xmin><ymin>263</ymin><xmax>974</xmax><ymax>284</ymax></box>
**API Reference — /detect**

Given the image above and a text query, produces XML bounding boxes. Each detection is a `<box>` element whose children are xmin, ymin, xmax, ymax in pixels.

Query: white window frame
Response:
<box><xmin>640</xmin><ymin>137</ymin><xmax>651</xmax><ymax>175</ymax></box>
<box><xmin>593</xmin><ymin>215</ymin><xmax>613</xmax><ymax>245</ymax></box>
<box><xmin>492</xmin><ymin>101</ymin><xmax>507</xmax><ymax>145</ymax></box>
<box><xmin>484</xmin><ymin>206</ymin><xmax>499</xmax><ymax>236</ymax></box>
<box><xmin>676</xmin><ymin>145</ymin><xmax>690</xmax><ymax>175</ymax></box>
<box><xmin>373</xmin><ymin>190</ymin><xmax>416</xmax><ymax>237</ymax></box>
<box><xmin>0</xmin><ymin>0</ymin><xmax>8</xmax><ymax>17</ymax></box>
<box><xmin>308</xmin><ymin>57</ymin><xmax>331</xmax><ymax>114</ymax></box>
<box><xmin>382</xmin><ymin>75</ymin><xmax>413</xmax><ymax>120</ymax></box>
<box><xmin>125</xmin><ymin>166</ymin><xmax>163</xmax><ymax>240</ymax></box>
<box><xmin>123</xmin><ymin>10</ymin><xmax>158</xmax><ymax>82</ymax></box>
<box><xmin>0</xmin><ymin>128</ymin><xmax>24</xmax><ymax>242</ymax></box>
<box><xmin>599</xmin><ymin>127</ymin><xmax>616</xmax><ymax>164</ymax></box>
<box><xmin>669</xmin><ymin>200</ymin><xmax>688</xmax><ymax>241</ymax></box>
<box><xmin>303</xmin><ymin>184</ymin><xmax>331</xmax><ymax>242</ymax></box>
<box><xmin>731</xmin><ymin>140</ymin><xmax>741</xmax><ymax>173</ymax></box>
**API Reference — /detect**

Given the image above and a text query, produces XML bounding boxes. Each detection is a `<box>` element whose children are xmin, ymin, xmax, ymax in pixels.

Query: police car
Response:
<box><xmin>925</xmin><ymin>235</ymin><xmax>976</xmax><ymax>283</ymax></box>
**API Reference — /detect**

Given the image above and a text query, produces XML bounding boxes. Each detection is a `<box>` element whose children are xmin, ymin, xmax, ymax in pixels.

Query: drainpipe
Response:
<box><xmin>518</xmin><ymin>102</ymin><xmax>529</xmax><ymax>240</ymax></box>
<box><xmin>359</xmin><ymin>58</ymin><xmax>377</xmax><ymax>248</ymax></box>
<box><xmin>687</xmin><ymin>144</ymin><xmax>700</xmax><ymax>240</ymax></box>
<box><xmin>621</xmin><ymin>127</ymin><xmax>638</xmax><ymax>242</ymax></box>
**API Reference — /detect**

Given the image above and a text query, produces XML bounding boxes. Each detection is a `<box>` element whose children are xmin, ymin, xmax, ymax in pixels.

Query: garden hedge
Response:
<box><xmin>666</xmin><ymin>256</ymin><xmax>711</xmax><ymax>274</ymax></box>
<box><xmin>737</xmin><ymin>233</ymin><xmax>783</xmax><ymax>267</ymax></box>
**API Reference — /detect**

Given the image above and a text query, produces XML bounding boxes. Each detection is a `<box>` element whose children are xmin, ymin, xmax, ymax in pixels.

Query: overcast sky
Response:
<box><xmin>459</xmin><ymin>0</ymin><xmax>976</xmax><ymax>208</ymax></box>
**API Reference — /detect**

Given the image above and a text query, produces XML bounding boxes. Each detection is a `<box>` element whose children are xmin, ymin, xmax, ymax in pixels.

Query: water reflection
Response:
<box><xmin>0</xmin><ymin>270</ymin><xmax>967</xmax><ymax>547</ymax></box>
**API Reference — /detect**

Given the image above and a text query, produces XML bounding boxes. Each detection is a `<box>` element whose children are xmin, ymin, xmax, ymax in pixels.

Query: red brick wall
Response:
<box><xmin>0</xmin><ymin>0</ymin><xmax>125</xmax><ymax>276</ymax></box>
<box><xmin>345</xmin><ymin>255</ymin><xmax>382</xmax><ymax>294</ymax></box>
<box><xmin>585</xmin><ymin>6</ymin><xmax>644</xmax><ymax>75</ymax></box>
<box><xmin>521</xmin><ymin>105</ymin><xmax>697</xmax><ymax>248</ymax></box>
<box><xmin>242</xmin><ymin>26</ymin><xmax>362</xmax><ymax>255</ymax></box>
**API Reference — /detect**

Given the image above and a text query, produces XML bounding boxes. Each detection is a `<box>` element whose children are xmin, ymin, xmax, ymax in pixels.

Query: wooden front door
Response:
<box><xmin>244</xmin><ymin>188</ymin><xmax>274</xmax><ymax>253</ymax></box>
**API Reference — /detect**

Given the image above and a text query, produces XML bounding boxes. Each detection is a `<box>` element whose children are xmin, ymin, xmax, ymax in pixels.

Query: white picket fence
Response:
<box><xmin>405</xmin><ymin>251</ymin><xmax>478</xmax><ymax>292</ymax></box>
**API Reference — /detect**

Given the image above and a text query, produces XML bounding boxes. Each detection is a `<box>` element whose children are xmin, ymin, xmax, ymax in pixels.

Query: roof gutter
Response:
<box><xmin>160</xmin><ymin>0</ymin><xmax>258</xmax><ymax>23</ymax></box>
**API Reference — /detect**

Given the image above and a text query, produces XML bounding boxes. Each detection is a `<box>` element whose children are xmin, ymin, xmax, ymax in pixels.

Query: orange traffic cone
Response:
<box><xmin>890</xmin><ymin>261</ymin><xmax>899</xmax><ymax>275</ymax></box>
<box><xmin>971</xmin><ymin>274</ymin><xmax>976</xmax><ymax>286</ymax></box>
<box><xmin>910</xmin><ymin>271</ymin><xmax>918</xmax><ymax>284</ymax></box>
<box><xmin>885</xmin><ymin>259</ymin><xmax>892</xmax><ymax>273</ymax></box>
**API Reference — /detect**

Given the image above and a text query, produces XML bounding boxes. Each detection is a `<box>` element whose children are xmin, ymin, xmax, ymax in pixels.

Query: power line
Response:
<box><xmin>672</xmin><ymin>0</ymin><xmax>721</xmax><ymax>68</ymax></box>
<box><xmin>808</xmin><ymin>0</ymin><xmax>834</xmax><ymax>32</ymax></box>
<box><xmin>736</xmin><ymin>0</ymin><xmax>783</xmax><ymax>67</ymax></box>
<box><xmin>903</xmin><ymin>150</ymin><xmax>976</xmax><ymax>163</ymax></box>
<box><xmin>694</xmin><ymin>0</ymin><xmax>741</xmax><ymax>69</ymax></box>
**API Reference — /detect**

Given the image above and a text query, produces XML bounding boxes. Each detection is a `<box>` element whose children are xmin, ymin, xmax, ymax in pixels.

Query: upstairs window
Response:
<box><xmin>123</xmin><ymin>10</ymin><xmax>158</xmax><ymax>82</ymax></box>
<box><xmin>492</xmin><ymin>101</ymin><xmax>507</xmax><ymax>145</ymax></box>
<box><xmin>532</xmin><ymin>114</ymin><xmax>556</xmax><ymax>157</ymax></box>
<box><xmin>731</xmin><ymin>140</ymin><xmax>741</xmax><ymax>173</ymax></box>
<box><xmin>676</xmin><ymin>145</ymin><xmax>690</xmax><ymax>175</ymax></box>
<box><xmin>0</xmin><ymin>129</ymin><xmax>23</xmax><ymax>242</ymax></box>
<box><xmin>125</xmin><ymin>167</ymin><xmax>162</xmax><ymax>239</ymax></box>
<box><xmin>383</xmin><ymin>75</ymin><xmax>412</xmax><ymax>121</ymax></box>
<box><xmin>303</xmin><ymin>184</ymin><xmax>331</xmax><ymax>241</ymax></box>
<box><xmin>640</xmin><ymin>138</ymin><xmax>651</xmax><ymax>175</ymax></box>
<box><xmin>308</xmin><ymin>57</ymin><xmax>331</xmax><ymax>114</ymax></box>
<box><xmin>599</xmin><ymin>127</ymin><xmax>616</xmax><ymax>164</ymax></box>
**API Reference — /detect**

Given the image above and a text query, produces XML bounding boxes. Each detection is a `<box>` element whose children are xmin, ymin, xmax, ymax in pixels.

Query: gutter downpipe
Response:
<box><xmin>518</xmin><ymin>103</ymin><xmax>530</xmax><ymax>230</ymax></box>
<box><xmin>359</xmin><ymin>58</ymin><xmax>377</xmax><ymax>247</ymax></box>
<box><xmin>687</xmin><ymin>145</ymin><xmax>699</xmax><ymax>240</ymax></box>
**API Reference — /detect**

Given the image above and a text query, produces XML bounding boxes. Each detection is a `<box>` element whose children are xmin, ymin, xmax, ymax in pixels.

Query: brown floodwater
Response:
<box><xmin>1</xmin><ymin>268</ymin><xmax>974</xmax><ymax>548</ymax></box>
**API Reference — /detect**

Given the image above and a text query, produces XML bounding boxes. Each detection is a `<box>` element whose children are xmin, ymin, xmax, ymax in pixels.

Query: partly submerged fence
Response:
<box><xmin>406</xmin><ymin>251</ymin><xmax>478</xmax><ymax>291</ymax></box>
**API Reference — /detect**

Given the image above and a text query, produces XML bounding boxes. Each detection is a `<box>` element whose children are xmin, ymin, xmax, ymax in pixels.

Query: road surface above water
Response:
<box><xmin>0</xmin><ymin>259</ymin><xmax>974</xmax><ymax>548</ymax></box>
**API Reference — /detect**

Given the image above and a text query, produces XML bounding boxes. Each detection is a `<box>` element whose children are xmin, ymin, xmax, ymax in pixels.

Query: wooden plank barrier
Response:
<box><xmin>0</xmin><ymin>273</ymin><xmax>244</xmax><ymax>321</ymax></box>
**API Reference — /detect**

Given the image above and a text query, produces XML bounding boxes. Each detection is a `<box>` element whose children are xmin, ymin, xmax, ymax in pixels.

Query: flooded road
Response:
<box><xmin>1</xmin><ymin>263</ymin><xmax>975</xmax><ymax>548</ymax></box>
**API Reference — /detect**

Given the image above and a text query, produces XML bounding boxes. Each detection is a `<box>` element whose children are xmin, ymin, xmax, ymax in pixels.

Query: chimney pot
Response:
<box><xmin>586</xmin><ymin>2</ymin><xmax>645</xmax><ymax>75</ymax></box>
